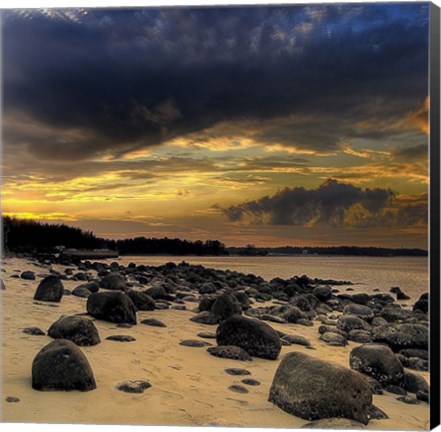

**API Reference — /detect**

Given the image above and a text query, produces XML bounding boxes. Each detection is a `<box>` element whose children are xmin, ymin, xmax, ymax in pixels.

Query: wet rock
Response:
<box><xmin>179</xmin><ymin>339</ymin><xmax>211</xmax><ymax>347</ymax></box>
<box><xmin>116</xmin><ymin>380</ymin><xmax>151</xmax><ymax>393</ymax></box>
<box><xmin>367</xmin><ymin>378</ymin><xmax>383</xmax><ymax>395</ymax></box>
<box><xmin>32</xmin><ymin>339</ymin><xmax>96</xmax><ymax>391</ymax></box>
<box><xmin>224</xmin><ymin>368</ymin><xmax>251</xmax><ymax>376</ymax></box>
<box><xmin>301</xmin><ymin>418</ymin><xmax>367</xmax><ymax>429</ymax></box>
<box><xmin>34</xmin><ymin>275</ymin><xmax>64</xmax><ymax>302</ymax></box>
<box><xmin>48</xmin><ymin>315</ymin><xmax>101</xmax><ymax>346</ymax></box>
<box><xmin>241</xmin><ymin>378</ymin><xmax>260</xmax><ymax>386</ymax></box>
<box><xmin>100</xmin><ymin>273</ymin><xmax>127</xmax><ymax>291</ymax></box>
<box><xmin>371</xmin><ymin>317</ymin><xmax>388</xmax><ymax>327</ymax></box>
<box><xmin>140</xmin><ymin>318</ymin><xmax>166</xmax><ymax>327</ymax></box>
<box><xmin>21</xmin><ymin>271</ymin><xmax>36</xmax><ymax>280</ymax></box>
<box><xmin>207</xmin><ymin>345</ymin><xmax>252</xmax><ymax>361</ymax></box>
<box><xmin>229</xmin><ymin>384</ymin><xmax>249</xmax><ymax>394</ymax></box>
<box><xmin>372</xmin><ymin>323</ymin><xmax>428</xmax><ymax>351</ymax></box>
<box><xmin>126</xmin><ymin>290</ymin><xmax>155</xmax><ymax>311</ymax></box>
<box><xmin>106</xmin><ymin>335</ymin><xmax>136</xmax><ymax>342</ymax></box>
<box><xmin>269</xmin><ymin>351</ymin><xmax>372</xmax><ymax>424</ymax></box>
<box><xmin>349</xmin><ymin>343</ymin><xmax>404</xmax><ymax>385</ymax></box>
<box><xmin>216</xmin><ymin>315</ymin><xmax>281</xmax><ymax>360</ymax></box>
<box><xmin>319</xmin><ymin>332</ymin><xmax>347</xmax><ymax>347</ymax></box>
<box><xmin>318</xmin><ymin>325</ymin><xmax>347</xmax><ymax>337</ymax></box>
<box><xmin>261</xmin><ymin>314</ymin><xmax>286</xmax><ymax>323</ymax></box>
<box><xmin>87</xmin><ymin>291</ymin><xmax>137</xmax><ymax>325</ymax></box>
<box><xmin>23</xmin><ymin>327</ymin><xmax>46</xmax><ymax>336</ymax></box>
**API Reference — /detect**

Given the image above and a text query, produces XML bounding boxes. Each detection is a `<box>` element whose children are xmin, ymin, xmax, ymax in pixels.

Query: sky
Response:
<box><xmin>1</xmin><ymin>2</ymin><xmax>430</xmax><ymax>248</ymax></box>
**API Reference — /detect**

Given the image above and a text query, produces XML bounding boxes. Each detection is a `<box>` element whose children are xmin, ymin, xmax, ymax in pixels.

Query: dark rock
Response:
<box><xmin>413</xmin><ymin>293</ymin><xmax>428</xmax><ymax>313</ymax></box>
<box><xmin>144</xmin><ymin>286</ymin><xmax>168</xmax><ymax>300</ymax></box>
<box><xmin>397</xmin><ymin>291</ymin><xmax>411</xmax><ymax>301</ymax></box>
<box><xmin>6</xmin><ymin>396</ymin><xmax>20</xmax><ymax>403</ymax></box>
<box><xmin>397</xmin><ymin>396</ymin><xmax>420</xmax><ymax>404</ymax></box>
<box><xmin>372</xmin><ymin>323</ymin><xmax>428</xmax><ymax>351</ymax></box>
<box><xmin>348</xmin><ymin>330</ymin><xmax>373</xmax><ymax>343</ymax></box>
<box><xmin>100</xmin><ymin>274</ymin><xmax>127</xmax><ymax>291</ymax></box>
<box><xmin>197</xmin><ymin>332</ymin><xmax>216</xmax><ymax>339</ymax></box>
<box><xmin>241</xmin><ymin>378</ymin><xmax>260</xmax><ymax>386</ymax></box>
<box><xmin>367</xmin><ymin>378</ymin><xmax>383</xmax><ymax>395</ymax></box>
<box><xmin>32</xmin><ymin>339</ymin><xmax>96</xmax><ymax>391</ymax></box>
<box><xmin>71</xmin><ymin>286</ymin><xmax>92</xmax><ymax>298</ymax></box>
<box><xmin>371</xmin><ymin>317</ymin><xmax>388</xmax><ymax>327</ymax></box>
<box><xmin>349</xmin><ymin>343</ymin><xmax>404</xmax><ymax>385</ymax></box>
<box><xmin>318</xmin><ymin>325</ymin><xmax>347</xmax><ymax>337</ymax></box>
<box><xmin>380</xmin><ymin>305</ymin><xmax>413</xmax><ymax>323</ymax></box>
<box><xmin>48</xmin><ymin>315</ymin><xmax>101</xmax><ymax>346</ymax></box>
<box><xmin>126</xmin><ymin>290</ymin><xmax>155</xmax><ymax>311</ymax></box>
<box><xmin>297</xmin><ymin>318</ymin><xmax>313</xmax><ymax>327</ymax></box>
<box><xmin>261</xmin><ymin>314</ymin><xmax>286</xmax><ymax>324</ymax></box>
<box><xmin>87</xmin><ymin>292</ymin><xmax>137</xmax><ymax>325</ymax></box>
<box><xmin>384</xmin><ymin>384</ymin><xmax>407</xmax><ymax>395</ymax></box>
<box><xmin>76</xmin><ymin>281</ymin><xmax>99</xmax><ymax>293</ymax></box>
<box><xmin>216</xmin><ymin>315</ymin><xmax>281</xmax><ymax>360</ymax></box>
<box><xmin>301</xmin><ymin>418</ymin><xmax>367</xmax><ymax>429</ymax></box>
<box><xmin>401</xmin><ymin>371</ymin><xmax>429</xmax><ymax>394</ymax></box>
<box><xmin>179</xmin><ymin>339</ymin><xmax>211</xmax><ymax>347</ymax></box>
<box><xmin>351</xmin><ymin>293</ymin><xmax>370</xmax><ymax>305</ymax></box>
<box><xmin>141</xmin><ymin>318</ymin><xmax>166</xmax><ymax>327</ymax></box>
<box><xmin>399</xmin><ymin>348</ymin><xmax>428</xmax><ymax>360</ymax></box>
<box><xmin>337</xmin><ymin>315</ymin><xmax>371</xmax><ymax>332</ymax></box>
<box><xmin>72</xmin><ymin>272</ymin><xmax>88</xmax><ymax>281</ymax></box>
<box><xmin>397</xmin><ymin>354</ymin><xmax>429</xmax><ymax>371</ymax></box>
<box><xmin>269</xmin><ymin>351</ymin><xmax>372</xmax><ymax>424</ymax></box>
<box><xmin>282</xmin><ymin>306</ymin><xmax>307</xmax><ymax>323</ymax></box>
<box><xmin>207</xmin><ymin>345</ymin><xmax>252</xmax><ymax>361</ymax></box>
<box><xmin>23</xmin><ymin>327</ymin><xmax>46</xmax><ymax>336</ymax></box>
<box><xmin>416</xmin><ymin>390</ymin><xmax>429</xmax><ymax>402</ymax></box>
<box><xmin>21</xmin><ymin>271</ymin><xmax>36</xmax><ymax>280</ymax></box>
<box><xmin>319</xmin><ymin>332</ymin><xmax>347</xmax><ymax>346</ymax></box>
<box><xmin>367</xmin><ymin>404</ymin><xmax>389</xmax><ymax>420</ymax></box>
<box><xmin>106</xmin><ymin>335</ymin><xmax>136</xmax><ymax>342</ymax></box>
<box><xmin>211</xmin><ymin>292</ymin><xmax>242</xmax><ymax>322</ymax></box>
<box><xmin>343</xmin><ymin>304</ymin><xmax>374</xmax><ymax>322</ymax></box>
<box><xmin>190</xmin><ymin>311</ymin><xmax>219</xmax><ymax>325</ymax></box>
<box><xmin>34</xmin><ymin>276</ymin><xmax>64</xmax><ymax>302</ymax></box>
<box><xmin>224</xmin><ymin>368</ymin><xmax>251</xmax><ymax>376</ymax></box>
<box><xmin>229</xmin><ymin>384</ymin><xmax>249</xmax><ymax>394</ymax></box>
<box><xmin>312</xmin><ymin>286</ymin><xmax>332</xmax><ymax>302</ymax></box>
<box><xmin>116</xmin><ymin>380</ymin><xmax>151</xmax><ymax>393</ymax></box>
<box><xmin>281</xmin><ymin>334</ymin><xmax>311</xmax><ymax>347</ymax></box>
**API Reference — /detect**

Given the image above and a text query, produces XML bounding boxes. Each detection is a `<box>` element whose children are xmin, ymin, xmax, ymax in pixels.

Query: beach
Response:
<box><xmin>1</xmin><ymin>256</ymin><xmax>430</xmax><ymax>429</ymax></box>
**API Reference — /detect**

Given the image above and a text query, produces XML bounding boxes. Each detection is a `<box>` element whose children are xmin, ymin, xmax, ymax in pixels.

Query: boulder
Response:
<box><xmin>207</xmin><ymin>345</ymin><xmax>252</xmax><ymax>361</ymax></box>
<box><xmin>351</xmin><ymin>293</ymin><xmax>370</xmax><ymax>305</ymax></box>
<box><xmin>343</xmin><ymin>304</ymin><xmax>374</xmax><ymax>322</ymax></box>
<box><xmin>319</xmin><ymin>332</ymin><xmax>347</xmax><ymax>347</ymax></box>
<box><xmin>71</xmin><ymin>286</ymin><xmax>92</xmax><ymax>298</ymax></box>
<box><xmin>379</xmin><ymin>305</ymin><xmax>413</xmax><ymax>322</ymax></box>
<box><xmin>211</xmin><ymin>292</ymin><xmax>242</xmax><ymax>322</ymax></box>
<box><xmin>348</xmin><ymin>330</ymin><xmax>373</xmax><ymax>343</ymax></box>
<box><xmin>269</xmin><ymin>352</ymin><xmax>372</xmax><ymax>424</ymax></box>
<box><xmin>76</xmin><ymin>281</ymin><xmax>99</xmax><ymax>293</ymax></box>
<box><xmin>48</xmin><ymin>315</ymin><xmax>100</xmax><ymax>346</ymax></box>
<box><xmin>140</xmin><ymin>318</ymin><xmax>167</xmax><ymax>327</ymax></box>
<box><xmin>312</xmin><ymin>286</ymin><xmax>332</xmax><ymax>302</ymax></box>
<box><xmin>34</xmin><ymin>275</ymin><xmax>64</xmax><ymax>302</ymax></box>
<box><xmin>282</xmin><ymin>306</ymin><xmax>307</xmax><ymax>323</ymax></box>
<box><xmin>21</xmin><ymin>271</ymin><xmax>36</xmax><ymax>280</ymax></box>
<box><xmin>372</xmin><ymin>323</ymin><xmax>428</xmax><ymax>351</ymax></box>
<box><xmin>337</xmin><ymin>315</ymin><xmax>371</xmax><ymax>333</ymax></box>
<box><xmin>401</xmin><ymin>371</ymin><xmax>429</xmax><ymax>394</ymax></box>
<box><xmin>100</xmin><ymin>274</ymin><xmax>127</xmax><ymax>291</ymax></box>
<box><xmin>87</xmin><ymin>292</ymin><xmax>137</xmax><ymax>325</ymax></box>
<box><xmin>190</xmin><ymin>311</ymin><xmax>219</xmax><ymax>325</ymax></box>
<box><xmin>349</xmin><ymin>343</ymin><xmax>404</xmax><ymax>385</ymax></box>
<box><xmin>32</xmin><ymin>339</ymin><xmax>96</xmax><ymax>391</ymax></box>
<box><xmin>216</xmin><ymin>315</ymin><xmax>281</xmax><ymax>360</ymax></box>
<box><xmin>413</xmin><ymin>293</ymin><xmax>428</xmax><ymax>314</ymax></box>
<box><xmin>126</xmin><ymin>290</ymin><xmax>155</xmax><ymax>311</ymax></box>
<box><xmin>144</xmin><ymin>286</ymin><xmax>168</xmax><ymax>300</ymax></box>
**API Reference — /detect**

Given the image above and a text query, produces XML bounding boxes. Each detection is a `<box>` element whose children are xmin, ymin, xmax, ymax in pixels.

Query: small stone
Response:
<box><xmin>224</xmin><ymin>368</ymin><xmax>251</xmax><ymax>376</ymax></box>
<box><xmin>228</xmin><ymin>384</ymin><xmax>249</xmax><ymax>394</ymax></box>
<box><xmin>207</xmin><ymin>345</ymin><xmax>253</xmax><ymax>361</ymax></box>
<box><xmin>241</xmin><ymin>378</ymin><xmax>260</xmax><ymax>386</ymax></box>
<box><xmin>23</xmin><ymin>327</ymin><xmax>46</xmax><ymax>336</ymax></box>
<box><xmin>197</xmin><ymin>332</ymin><xmax>216</xmax><ymax>339</ymax></box>
<box><xmin>179</xmin><ymin>339</ymin><xmax>211</xmax><ymax>347</ymax></box>
<box><xmin>140</xmin><ymin>318</ymin><xmax>167</xmax><ymax>327</ymax></box>
<box><xmin>106</xmin><ymin>335</ymin><xmax>136</xmax><ymax>342</ymax></box>
<box><xmin>397</xmin><ymin>396</ymin><xmax>421</xmax><ymax>404</ymax></box>
<box><xmin>385</xmin><ymin>384</ymin><xmax>407</xmax><ymax>395</ymax></box>
<box><xmin>6</xmin><ymin>396</ymin><xmax>20</xmax><ymax>403</ymax></box>
<box><xmin>116</xmin><ymin>380</ymin><xmax>151</xmax><ymax>393</ymax></box>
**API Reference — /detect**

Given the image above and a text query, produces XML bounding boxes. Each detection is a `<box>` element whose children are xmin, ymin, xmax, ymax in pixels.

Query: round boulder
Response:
<box><xmin>32</xmin><ymin>339</ymin><xmax>96</xmax><ymax>391</ymax></box>
<box><xmin>34</xmin><ymin>275</ymin><xmax>64</xmax><ymax>302</ymax></box>
<box><xmin>372</xmin><ymin>323</ymin><xmax>428</xmax><ymax>352</ymax></box>
<box><xmin>126</xmin><ymin>290</ymin><xmax>155</xmax><ymax>311</ymax></box>
<box><xmin>211</xmin><ymin>292</ymin><xmax>242</xmax><ymax>322</ymax></box>
<box><xmin>100</xmin><ymin>273</ymin><xmax>127</xmax><ymax>291</ymax></box>
<box><xmin>343</xmin><ymin>304</ymin><xmax>374</xmax><ymax>322</ymax></box>
<box><xmin>216</xmin><ymin>315</ymin><xmax>281</xmax><ymax>360</ymax></box>
<box><xmin>87</xmin><ymin>291</ymin><xmax>137</xmax><ymax>325</ymax></box>
<box><xmin>269</xmin><ymin>351</ymin><xmax>372</xmax><ymax>424</ymax></box>
<box><xmin>337</xmin><ymin>315</ymin><xmax>371</xmax><ymax>333</ymax></box>
<box><xmin>349</xmin><ymin>343</ymin><xmax>404</xmax><ymax>386</ymax></box>
<box><xmin>48</xmin><ymin>315</ymin><xmax>101</xmax><ymax>346</ymax></box>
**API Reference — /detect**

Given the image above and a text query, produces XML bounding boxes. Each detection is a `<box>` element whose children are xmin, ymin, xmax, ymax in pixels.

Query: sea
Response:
<box><xmin>107</xmin><ymin>255</ymin><xmax>429</xmax><ymax>302</ymax></box>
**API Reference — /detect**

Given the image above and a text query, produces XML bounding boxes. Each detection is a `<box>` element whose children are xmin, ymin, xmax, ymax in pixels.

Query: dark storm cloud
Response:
<box><xmin>2</xmin><ymin>3</ymin><xmax>428</xmax><ymax>160</ymax></box>
<box><xmin>223</xmin><ymin>179</ymin><xmax>396</xmax><ymax>227</ymax></box>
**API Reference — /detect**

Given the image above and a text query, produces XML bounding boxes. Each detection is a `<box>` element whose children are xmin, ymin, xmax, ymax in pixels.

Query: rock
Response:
<box><xmin>416</xmin><ymin>390</ymin><xmax>429</xmax><ymax>402</ymax></box>
<box><xmin>32</xmin><ymin>339</ymin><xmax>96</xmax><ymax>391</ymax></box>
<box><xmin>144</xmin><ymin>286</ymin><xmax>168</xmax><ymax>300</ymax></box>
<box><xmin>126</xmin><ymin>290</ymin><xmax>155</xmax><ymax>311</ymax></box>
<box><xmin>371</xmin><ymin>317</ymin><xmax>388</xmax><ymax>327</ymax></box>
<box><xmin>396</xmin><ymin>291</ymin><xmax>411</xmax><ymax>301</ymax></box>
<box><xmin>106</xmin><ymin>335</ymin><xmax>136</xmax><ymax>342</ymax></box>
<box><xmin>318</xmin><ymin>325</ymin><xmax>347</xmax><ymax>337</ymax></box>
<box><xmin>367</xmin><ymin>378</ymin><xmax>383</xmax><ymax>395</ymax></box>
<box><xmin>301</xmin><ymin>418</ymin><xmax>367</xmax><ymax>429</ymax></box>
<box><xmin>71</xmin><ymin>286</ymin><xmax>92</xmax><ymax>298</ymax></box>
<box><xmin>281</xmin><ymin>334</ymin><xmax>311</xmax><ymax>347</ymax></box>
<box><xmin>100</xmin><ymin>273</ymin><xmax>127</xmax><ymax>291</ymax></box>
<box><xmin>401</xmin><ymin>371</ymin><xmax>429</xmax><ymax>394</ymax></box>
<box><xmin>384</xmin><ymin>384</ymin><xmax>407</xmax><ymax>395</ymax></box>
<box><xmin>312</xmin><ymin>286</ymin><xmax>332</xmax><ymax>302</ymax></box>
<box><xmin>179</xmin><ymin>339</ymin><xmax>211</xmax><ymax>347</ymax></box>
<box><xmin>229</xmin><ymin>384</ymin><xmax>249</xmax><ymax>394</ymax></box>
<box><xmin>379</xmin><ymin>305</ymin><xmax>413</xmax><ymax>322</ymax></box>
<box><xmin>349</xmin><ymin>343</ymin><xmax>404</xmax><ymax>385</ymax></box>
<box><xmin>87</xmin><ymin>292</ymin><xmax>137</xmax><ymax>325</ymax></box>
<box><xmin>241</xmin><ymin>378</ymin><xmax>260</xmax><ymax>386</ymax></box>
<box><xmin>216</xmin><ymin>315</ymin><xmax>281</xmax><ymax>360</ymax></box>
<box><xmin>319</xmin><ymin>332</ymin><xmax>347</xmax><ymax>346</ymax></box>
<box><xmin>282</xmin><ymin>306</ymin><xmax>307</xmax><ymax>323</ymax></box>
<box><xmin>397</xmin><ymin>396</ymin><xmax>420</xmax><ymax>405</ymax></box>
<box><xmin>351</xmin><ymin>293</ymin><xmax>370</xmax><ymax>305</ymax></box>
<box><xmin>372</xmin><ymin>323</ymin><xmax>428</xmax><ymax>351</ymax></box>
<box><xmin>197</xmin><ymin>332</ymin><xmax>216</xmax><ymax>339</ymax></box>
<box><xmin>367</xmin><ymin>404</ymin><xmax>389</xmax><ymax>420</ymax></box>
<box><xmin>207</xmin><ymin>345</ymin><xmax>252</xmax><ymax>361</ymax></box>
<box><xmin>5</xmin><ymin>396</ymin><xmax>20</xmax><ymax>403</ymax></box>
<box><xmin>116</xmin><ymin>323</ymin><xmax>133</xmax><ymax>329</ymax></box>
<box><xmin>343</xmin><ymin>304</ymin><xmax>374</xmax><ymax>322</ymax></box>
<box><xmin>337</xmin><ymin>315</ymin><xmax>371</xmax><ymax>332</ymax></box>
<box><xmin>190</xmin><ymin>311</ymin><xmax>219</xmax><ymax>325</ymax></box>
<box><xmin>140</xmin><ymin>318</ymin><xmax>167</xmax><ymax>327</ymax></box>
<box><xmin>269</xmin><ymin>352</ymin><xmax>372</xmax><ymax>424</ymax></box>
<box><xmin>21</xmin><ymin>271</ymin><xmax>36</xmax><ymax>280</ymax></box>
<box><xmin>34</xmin><ymin>275</ymin><xmax>64</xmax><ymax>302</ymax></box>
<box><xmin>48</xmin><ymin>315</ymin><xmax>101</xmax><ymax>346</ymax></box>
<box><xmin>23</xmin><ymin>327</ymin><xmax>46</xmax><ymax>336</ymax></box>
<box><xmin>211</xmin><ymin>292</ymin><xmax>242</xmax><ymax>322</ymax></box>
<box><xmin>399</xmin><ymin>348</ymin><xmax>428</xmax><ymax>360</ymax></box>
<box><xmin>116</xmin><ymin>380</ymin><xmax>151</xmax><ymax>393</ymax></box>
<box><xmin>76</xmin><ymin>281</ymin><xmax>99</xmax><ymax>293</ymax></box>
<box><xmin>297</xmin><ymin>318</ymin><xmax>313</xmax><ymax>327</ymax></box>
<box><xmin>413</xmin><ymin>293</ymin><xmax>428</xmax><ymax>313</ymax></box>
<box><xmin>224</xmin><ymin>368</ymin><xmax>251</xmax><ymax>376</ymax></box>
<box><xmin>261</xmin><ymin>314</ymin><xmax>286</xmax><ymax>324</ymax></box>
<box><xmin>348</xmin><ymin>330</ymin><xmax>373</xmax><ymax>343</ymax></box>
<box><xmin>397</xmin><ymin>354</ymin><xmax>429</xmax><ymax>371</ymax></box>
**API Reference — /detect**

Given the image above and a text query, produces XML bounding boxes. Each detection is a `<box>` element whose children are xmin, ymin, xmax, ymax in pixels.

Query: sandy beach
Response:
<box><xmin>1</xmin><ymin>256</ymin><xmax>430</xmax><ymax>430</ymax></box>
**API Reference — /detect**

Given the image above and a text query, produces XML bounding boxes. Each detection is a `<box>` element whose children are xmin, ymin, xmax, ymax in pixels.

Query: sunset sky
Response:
<box><xmin>2</xmin><ymin>3</ymin><xmax>430</xmax><ymax>248</ymax></box>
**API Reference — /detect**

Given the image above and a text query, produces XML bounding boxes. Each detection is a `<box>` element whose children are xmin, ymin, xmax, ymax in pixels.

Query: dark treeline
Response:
<box><xmin>228</xmin><ymin>245</ymin><xmax>428</xmax><ymax>257</ymax></box>
<box><xmin>2</xmin><ymin>216</ymin><xmax>427</xmax><ymax>257</ymax></box>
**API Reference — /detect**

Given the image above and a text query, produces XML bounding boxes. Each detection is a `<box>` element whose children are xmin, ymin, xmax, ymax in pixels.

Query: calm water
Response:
<box><xmin>110</xmin><ymin>255</ymin><xmax>429</xmax><ymax>302</ymax></box>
